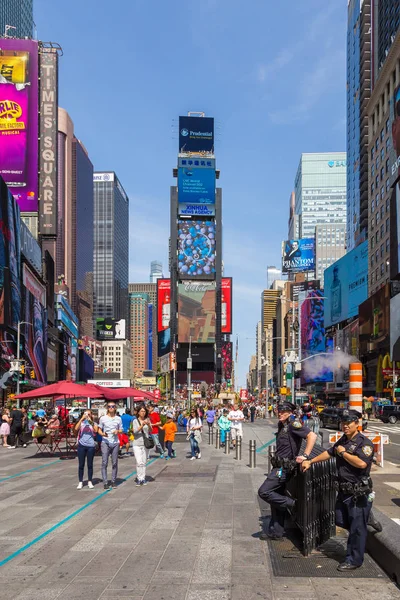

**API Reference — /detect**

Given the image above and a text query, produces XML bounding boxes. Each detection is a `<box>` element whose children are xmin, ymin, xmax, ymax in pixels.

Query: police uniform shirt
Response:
<box><xmin>276</xmin><ymin>420</ymin><xmax>311</xmax><ymax>459</ymax></box>
<box><xmin>327</xmin><ymin>433</ymin><xmax>374</xmax><ymax>483</ymax></box>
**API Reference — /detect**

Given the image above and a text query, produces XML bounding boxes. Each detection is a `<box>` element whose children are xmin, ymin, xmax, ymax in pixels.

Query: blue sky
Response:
<box><xmin>34</xmin><ymin>0</ymin><xmax>347</xmax><ymax>388</ymax></box>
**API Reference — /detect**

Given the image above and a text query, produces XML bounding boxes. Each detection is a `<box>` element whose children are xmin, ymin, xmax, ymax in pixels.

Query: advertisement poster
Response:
<box><xmin>0</xmin><ymin>176</ymin><xmax>21</xmax><ymax>329</ymax></box>
<box><xmin>157</xmin><ymin>278</ymin><xmax>171</xmax><ymax>332</ymax></box>
<box><xmin>22</xmin><ymin>275</ymin><xmax>48</xmax><ymax>384</ymax></box>
<box><xmin>158</xmin><ymin>328</ymin><xmax>171</xmax><ymax>357</ymax></box>
<box><xmin>300</xmin><ymin>290</ymin><xmax>332</xmax><ymax>383</ymax></box>
<box><xmin>290</xmin><ymin>280</ymin><xmax>320</xmax><ymax>303</ymax></box>
<box><xmin>0</xmin><ymin>39</ymin><xmax>39</xmax><ymax>212</ymax></box>
<box><xmin>221</xmin><ymin>277</ymin><xmax>232</xmax><ymax>334</ymax></box>
<box><xmin>222</xmin><ymin>341</ymin><xmax>232</xmax><ymax>381</ymax></box>
<box><xmin>391</xmin><ymin>293</ymin><xmax>400</xmax><ymax>361</ymax></box>
<box><xmin>178</xmin><ymin>281</ymin><xmax>216</xmax><ymax>343</ymax></box>
<box><xmin>96</xmin><ymin>318</ymin><xmax>126</xmax><ymax>341</ymax></box>
<box><xmin>359</xmin><ymin>284</ymin><xmax>390</xmax><ymax>356</ymax></box>
<box><xmin>178</xmin><ymin>159</ymin><xmax>215</xmax><ymax>217</ymax></box>
<box><xmin>324</xmin><ymin>241</ymin><xmax>368</xmax><ymax>328</ymax></box>
<box><xmin>179</xmin><ymin>115</ymin><xmax>214</xmax><ymax>153</ymax></box>
<box><xmin>178</xmin><ymin>220</ymin><xmax>216</xmax><ymax>279</ymax></box>
<box><xmin>148</xmin><ymin>304</ymin><xmax>153</xmax><ymax>370</ymax></box>
<box><xmin>282</xmin><ymin>238</ymin><xmax>315</xmax><ymax>273</ymax></box>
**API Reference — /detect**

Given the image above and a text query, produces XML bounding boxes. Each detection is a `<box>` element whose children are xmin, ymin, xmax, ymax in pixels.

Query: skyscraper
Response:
<box><xmin>346</xmin><ymin>0</ymin><xmax>371</xmax><ymax>250</ymax></box>
<box><xmin>0</xmin><ymin>0</ymin><xmax>34</xmax><ymax>39</ymax></box>
<box><xmin>93</xmin><ymin>172</ymin><xmax>129</xmax><ymax>323</ymax></box>
<box><xmin>372</xmin><ymin>0</ymin><xmax>400</xmax><ymax>84</ymax></box>
<box><xmin>150</xmin><ymin>260</ymin><xmax>163</xmax><ymax>283</ymax></box>
<box><xmin>129</xmin><ymin>291</ymin><xmax>149</xmax><ymax>376</ymax></box>
<box><xmin>128</xmin><ymin>283</ymin><xmax>157</xmax><ymax>371</ymax></box>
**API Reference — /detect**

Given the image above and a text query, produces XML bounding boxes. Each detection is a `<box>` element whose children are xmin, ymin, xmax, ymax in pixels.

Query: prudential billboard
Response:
<box><xmin>324</xmin><ymin>240</ymin><xmax>368</xmax><ymax>328</ymax></box>
<box><xmin>179</xmin><ymin>116</ymin><xmax>214</xmax><ymax>153</ymax></box>
<box><xmin>0</xmin><ymin>39</ymin><xmax>39</xmax><ymax>212</ymax></box>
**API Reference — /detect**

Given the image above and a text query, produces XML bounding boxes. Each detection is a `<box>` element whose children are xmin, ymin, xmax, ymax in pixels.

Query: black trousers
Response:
<box><xmin>335</xmin><ymin>492</ymin><xmax>372</xmax><ymax>566</ymax></box>
<box><xmin>258</xmin><ymin>468</ymin><xmax>294</xmax><ymax>537</ymax></box>
<box><xmin>9</xmin><ymin>425</ymin><xmax>24</xmax><ymax>447</ymax></box>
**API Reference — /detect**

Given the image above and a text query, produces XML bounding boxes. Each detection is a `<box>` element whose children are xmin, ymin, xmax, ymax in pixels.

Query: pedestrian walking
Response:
<box><xmin>205</xmin><ymin>404</ymin><xmax>216</xmax><ymax>432</ymax></box>
<box><xmin>8</xmin><ymin>405</ymin><xmax>26</xmax><ymax>448</ymax></box>
<box><xmin>148</xmin><ymin>403</ymin><xmax>166</xmax><ymax>458</ymax></box>
<box><xmin>258</xmin><ymin>402</ymin><xmax>317</xmax><ymax>540</ymax></box>
<box><xmin>161</xmin><ymin>412</ymin><xmax>177</xmax><ymax>459</ymax></box>
<box><xmin>0</xmin><ymin>409</ymin><xmax>11</xmax><ymax>447</ymax></box>
<box><xmin>75</xmin><ymin>410</ymin><xmax>105</xmax><ymax>490</ymax></box>
<box><xmin>218</xmin><ymin>409</ymin><xmax>231</xmax><ymax>446</ymax></box>
<box><xmin>99</xmin><ymin>402</ymin><xmax>123</xmax><ymax>489</ymax></box>
<box><xmin>302</xmin><ymin>409</ymin><xmax>381</xmax><ymax>571</ymax></box>
<box><xmin>250</xmin><ymin>404</ymin><xmax>256</xmax><ymax>423</ymax></box>
<box><xmin>228</xmin><ymin>404</ymin><xmax>244</xmax><ymax>447</ymax></box>
<box><xmin>187</xmin><ymin>408</ymin><xmax>202</xmax><ymax>460</ymax></box>
<box><xmin>131</xmin><ymin>404</ymin><xmax>152</xmax><ymax>486</ymax></box>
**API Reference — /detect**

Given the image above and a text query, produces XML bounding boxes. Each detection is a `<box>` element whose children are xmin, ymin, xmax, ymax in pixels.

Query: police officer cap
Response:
<box><xmin>277</xmin><ymin>402</ymin><xmax>296</xmax><ymax>413</ymax></box>
<box><xmin>340</xmin><ymin>409</ymin><xmax>361</xmax><ymax>423</ymax></box>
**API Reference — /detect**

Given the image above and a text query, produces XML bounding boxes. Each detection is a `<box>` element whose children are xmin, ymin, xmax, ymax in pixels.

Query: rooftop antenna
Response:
<box><xmin>4</xmin><ymin>25</ymin><xmax>16</xmax><ymax>38</ymax></box>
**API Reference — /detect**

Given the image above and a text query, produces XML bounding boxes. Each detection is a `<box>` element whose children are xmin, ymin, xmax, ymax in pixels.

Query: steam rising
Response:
<box><xmin>302</xmin><ymin>350</ymin><xmax>358</xmax><ymax>380</ymax></box>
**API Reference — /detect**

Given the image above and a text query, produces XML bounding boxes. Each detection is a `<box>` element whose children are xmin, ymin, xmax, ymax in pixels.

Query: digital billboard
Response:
<box><xmin>290</xmin><ymin>280</ymin><xmax>320</xmax><ymax>303</ymax></box>
<box><xmin>282</xmin><ymin>238</ymin><xmax>315</xmax><ymax>273</ymax></box>
<box><xmin>178</xmin><ymin>220</ymin><xmax>216</xmax><ymax>279</ymax></box>
<box><xmin>158</xmin><ymin>327</ymin><xmax>170</xmax><ymax>357</ymax></box>
<box><xmin>179</xmin><ymin>116</ymin><xmax>214</xmax><ymax>153</ymax></box>
<box><xmin>324</xmin><ymin>241</ymin><xmax>368</xmax><ymax>328</ymax></box>
<box><xmin>0</xmin><ymin>39</ymin><xmax>39</xmax><ymax>213</ymax></box>
<box><xmin>96</xmin><ymin>318</ymin><xmax>126</xmax><ymax>341</ymax></box>
<box><xmin>0</xmin><ymin>176</ymin><xmax>21</xmax><ymax>329</ymax></box>
<box><xmin>300</xmin><ymin>290</ymin><xmax>333</xmax><ymax>383</ymax></box>
<box><xmin>22</xmin><ymin>268</ymin><xmax>48</xmax><ymax>384</ymax></box>
<box><xmin>178</xmin><ymin>281</ymin><xmax>216</xmax><ymax>343</ymax></box>
<box><xmin>148</xmin><ymin>304</ymin><xmax>153</xmax><ymax>370</ymax></box>
<box><xmin>359</xmin><ymin>284</ymin><xmax>390</xmax><ymax>357</ymax></box>
<box><xmin>391</xmin><ymin>293</ymin><xmax>400</xmax><ymax>361</ymax></box>
<box><xmin>221</xmin><ymin>277</ymin><xmax>232</xmax><ymax>334</ymax></box>
<box><xmin>178</xmin><ymin>157</ymin><xmax>215</xmax><ymax>217</ymax></box>
<box><xmin>222</xmin><ymin>341</ymin><xmax>232</xmax><ymax>381</ymax></box>
<box><xmin>157</xmin><ymin>278</ymin><xmax>170</xmax><ymax>332</ymax></box>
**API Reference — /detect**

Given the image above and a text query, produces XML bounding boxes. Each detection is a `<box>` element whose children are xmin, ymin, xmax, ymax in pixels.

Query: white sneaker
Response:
<box><xmin>8</xmin><ymin>446</ymin><xmax>16</xmax><ymax>449</ymax></box>
<box><xmin>77</xmin><ymin>482</ymin><xmax>83</xmax><ymax>490</ymax></box>
<box><xmin>197</xmin><ymin>452</ymin><xmax>201</xmax><ymax>459</ymax></box>
<box><xmin>190</xmin><ymin>456</ymin><xmax>196</xmax><ymax>461</ymax></box>
<box><xmin>88</xmin><ymin>481</ymin><xmax>94</xmax><ymax>489</ymax></box>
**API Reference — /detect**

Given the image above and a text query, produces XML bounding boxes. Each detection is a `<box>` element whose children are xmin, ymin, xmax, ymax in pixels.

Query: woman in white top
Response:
<box><xmin>187</xmin><ymin>407</ymin><xmax>203</xmax><ymax>460</ymax></box>
<box><xmin>131</xmin><ymin>404</ymin><xmax>152</xmax><ymax>486</ymax></box>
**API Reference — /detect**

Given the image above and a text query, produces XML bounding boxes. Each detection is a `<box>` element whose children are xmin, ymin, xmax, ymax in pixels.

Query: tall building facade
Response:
<box><xmin>74</xmin><ymin>139</ymin><xmax>94</xmax><ymax>298</ymax></box>
<box><xmin>372</xmin><ymin>0</ymin><xmax>400</xmax><ymax>84</ymax></box>
<box><xmin>315</xmin><ymin>224</ymin><xmax>346</xmax><ymax>285</ymax></box>
<box><xmin>294</xmin><ymin>153</ymin><xmax>347</xmax><ymax>239</ymax></box>
<box><xmin>149</xmin><ymin>261</ymin><xmax>163</xmax><ymax>283</ymax></box>
<box><xmin>129</xmin><ymin>292</ymin><xmax>149</xmax><ymax>377</ymax></box>
<box><xmin>128</xmin><ymin>283</ymin><xmax>157</xmax><ymax>372</ymax></box>
<box><xmin>288</xmin><ymin>191</ymin><xmax>299</xmax><ymax>239</ymax></box>
<box><xmin>0</xmin><ymin>0</ymin><xmax>34</xmax><ymax>39</ymax></box>
<box><xmin>347</xmin><ymin>0</ymin><xmax>371</xmax><ymax>250</ymax></box>
<box><xmin>93</xmin><ymin>172</ymin><xmax>129</xmax><ymax>323</ymax></box>
<box><xmin>102</xmin><ymin>340</ymin><xmax>132</xmax><ymax>380</ymax></box>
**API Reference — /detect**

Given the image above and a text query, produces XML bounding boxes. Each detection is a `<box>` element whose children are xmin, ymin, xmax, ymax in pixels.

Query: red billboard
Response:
<box><xmin>157</xmin><ymin>278</ymin><xmax>170</xmax><ymax>332</ymax></box>
<box><xmin>221</xmin><ymin>277</ymin><xmax>232</xmax><ymax>334</ymax></box>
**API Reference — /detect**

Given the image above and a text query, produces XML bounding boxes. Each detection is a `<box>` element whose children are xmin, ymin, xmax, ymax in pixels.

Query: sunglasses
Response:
<box><xmin>108</xmin><ymin>405</ymin><xmax>116</xmax><ymax>408</ymax></box>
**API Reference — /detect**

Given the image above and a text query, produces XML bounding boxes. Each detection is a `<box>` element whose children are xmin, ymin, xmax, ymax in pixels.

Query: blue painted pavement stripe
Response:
<box><xmin>256</xmin><ymin>438</ymin><xmax>275</xmax><ymax>453</ymax></box>
<box><xmin>0</xmin><ymin>456</ymin><xmax>159</xmax><ymax>567</ymax></box>
<box><xmin>0</xmin><ymin>460</ymin><xmax>60</xmax><ymax>483</ymax></box>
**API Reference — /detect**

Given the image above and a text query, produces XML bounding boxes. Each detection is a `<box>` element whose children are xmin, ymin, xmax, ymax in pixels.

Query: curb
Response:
<box><xmin>366</xmin><ymin>507</ymin><xmax>400</xmax><ymax>584</ymax></box>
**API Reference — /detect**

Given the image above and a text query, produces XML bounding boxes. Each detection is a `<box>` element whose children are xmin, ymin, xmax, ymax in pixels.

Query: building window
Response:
<box><xmin>371</xmin><ymin>199</ymin><xmax>375</xmax><ymax>212</ymax></box>
<box><xmin>381</xmin><ymin>129</ymin><xmax>385</xmax><ymax>143</ymax></box>
<box><xmin>376</xmin><ymin>175</ymin><xmax>379</xmax><ymax>187</ymax></box>
<box><xmin>371</xmin><ymin>237</ymin><xmax>375</xmax><ymax>249</ymax></box>
<box><xmin>386</xmin><ymin>218</ymin><xmax>390</xmax><ymax>233</ymax></box>
<box><xmin>376</xmin><ymin>193</ymin><xmax>380</xmax><ymax>206</ymax></box>
<box><xmin>386</xmin><ymin>178</ymin><xmax>391</xmax><ymax>192</ymax></box>
<box><xmin>376</xmin><ymin>231</ymin><xmax>379</xmax><ymax>243</ymax></box>
<box><xmin>386</xmin><ymin>158</ymin><xmax>390</xmax><ymax>173</ymax></box>
<box><xmin>381</xmin><ymin>205</ymin><xmax>385</xmax><ymax>219</ymax></box>
<box><xmin>381</xmin><ymin>167</ymin><xmax>385</xmax><ymax>181</ymax></box>
<box><xmin>371</xmin><ymin>182</ymin><xmax>375</xmax><ymax>195</ymax></box>
<box><xmin>381</xmin><ymin>244</ymin><xmax>384</xmax><ymax>258</ymax></box>
<box><xmin>371</xmin><ymin>271</ymin><xmax>375</xmax><ymax>284</ymax></box>
<box><xmin>376</xmin><ymin>250</ymin><xmax>379</xmax><ymax>262</ymax></box>
<box><xmin>371</xmin><ymin>147</ymin><xmax>375</xmax><ymax>160</ymax></box>
<box><xmin>386</xmin><ymin>137</ymin><xmax>391</xmax><ymax>152</ymax></box>
<box><xmin>371</xmin><ymin>164</ymin><xmax>375</xmax><ymax>177</ymax></box>
<box><xmin>376</xmin><ymin>212</ymin><xmax>380</xmax><ymax>225</ymax></box>
<box><xmin>376</xmin><ymin>139</ymin><xmax>379</xmax><ymax>151</ymax></box>
<box><xmin>371</xmin><ymin>255</ymin><xmax>374</xmax><ymax>266</ymax></box>
<box><xmin>381</xmin><ymin>263</ymin><xmax>385</xmax><ymax>276</ymax></box>
<box><xmin>386</xmin><ymin>238</ymin><xmax>390</xmax><ymax>253</ymax></box>
<box><xmin>386</xmin><ymin>118</ymin><xmax>390</xmax><ymax>133</ymax></box>
<box><xmin>376</xmin><ymin>156</ymin><xmax>380</xmax><ymax>169</ymax></box>
<box><xmin>381</xmin><ymin>224</ymin><xmax>385</xmax><ymax>238</ymax></box>
<box><xmin>381</xmin><ymin>147</ymin><xmax>385</xmax><ymax>161</ymax></box>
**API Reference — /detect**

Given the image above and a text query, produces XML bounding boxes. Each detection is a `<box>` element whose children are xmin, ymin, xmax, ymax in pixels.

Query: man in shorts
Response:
<box><xmin>228</xmin><ymin>404</ymin><xmax>244</xmax><ymax>448</ymax></box>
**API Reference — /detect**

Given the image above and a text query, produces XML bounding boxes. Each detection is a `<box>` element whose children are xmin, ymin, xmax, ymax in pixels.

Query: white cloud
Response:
<box><xmin>256</xmin><ymin>48</ymin><xmax>295</xmax><ymax>83</ymax></box>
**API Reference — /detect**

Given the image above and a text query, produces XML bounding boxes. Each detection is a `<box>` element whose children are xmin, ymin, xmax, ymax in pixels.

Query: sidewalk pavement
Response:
<box><xmin>0</xmin><ymin>422</ymin><xmax>399</xmax><ymax>599</ymax></box>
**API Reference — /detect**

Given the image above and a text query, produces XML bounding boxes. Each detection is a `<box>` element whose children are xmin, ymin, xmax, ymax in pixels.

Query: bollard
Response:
<box><xmin>225</xmin><ymin>432</ymin><xmax>231</xmax><ymax>454</ymax></box>
<box><xmin>236</xmin><ymin>436</ymin><xmax>242</xmax><ymax>460</ymax></box>
<box><xmin>210</xmin><ymin>426</ymin><xmax>214</xmax><ymax>445</ymax></box>
<box><xmin>216</xmin><ymin>428</ymin><xmax>220</xmax><ymax>449</ymax></box>
<box><xmin>249</xmin><ymin>440</ymin><xmax>256</xmax><ymax>468</ymax></box>
<box><xmin>267</xmin><ymin>444</ymin><xmax>276</xmax><ymax>474</ymax></box>
<box><xmin>208</xmin><ymin>427</ymin><xmax>211</xmax><ymax>445</ymax></box>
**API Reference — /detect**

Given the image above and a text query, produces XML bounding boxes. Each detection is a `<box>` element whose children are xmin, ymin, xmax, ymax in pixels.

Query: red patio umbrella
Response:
<box><xmin>15</xmin><ymin>380</ymin><xmax>105</xmax><ymax>400</ymax></box>
<box><xmin>101</xmin><ymin>387</ymin><xmax>156</xmax><ymax>402</ymax></box>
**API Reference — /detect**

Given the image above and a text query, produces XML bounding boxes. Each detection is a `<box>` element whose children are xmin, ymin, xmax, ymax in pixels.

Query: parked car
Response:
<box><xmin>319</xmin><ymin>407</ymin><xmax>367</xmax><ymax>431</ymax></box>
<box><xmin>377</xmin><ymin>404</ymin><xmax>400</xmax><ymax>424</ymax></box>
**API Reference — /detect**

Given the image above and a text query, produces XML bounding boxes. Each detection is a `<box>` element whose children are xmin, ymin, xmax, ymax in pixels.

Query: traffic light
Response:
<box><xmin>30</xmin><ymin>369</ymin><xmax>35</xmax><ymax>379</ymax></box>
<box><xmin>20</xmin><ymin>363</ymin><xmax>25</xmax><ymax>375</ymax></box>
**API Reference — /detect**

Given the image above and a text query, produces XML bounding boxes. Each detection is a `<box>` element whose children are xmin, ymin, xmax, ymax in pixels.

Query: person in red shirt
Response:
<box><xmin>148</xmin><ymin>404</ymin><xmax>166</xmax><ymax>458</ymax></box>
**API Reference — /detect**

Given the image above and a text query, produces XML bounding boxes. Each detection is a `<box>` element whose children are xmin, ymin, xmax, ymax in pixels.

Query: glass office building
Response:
<box><xmin>294</xmin><ymin>153</ymin><xmax>347</xmax><ymax>239</ymax></box>
<box><xmin>0</xmin><ymin>0</ymin><xmax>34</xmax><ymax>38</ymax></box>
<box><xmin>93</xmin><ymin>173</ymin><xmax>129</xmax><ymax>323</ymax></box>
<box><xmin>373</xmin><ymin>0</ymin><xmax>400</xmax><ymax>83</ymax></box>
<box><xmin>73</xmin><ymin>139</ymin><xmax>94</xmax><ymax>296</ymax></box>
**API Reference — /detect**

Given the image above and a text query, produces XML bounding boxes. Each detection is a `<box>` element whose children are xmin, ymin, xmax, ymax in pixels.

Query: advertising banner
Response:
<box><xmin>96</xmin><ymin>318</ymin><xmax>126</xmax><ymax>341</ymax></box>
<box><xmin>391</xmin><ymin>294</ymin><xmax>400</xmax><ymax>361</ymax></box>
<box><xmin>23</xmin><ymin>264</ymin><xmax>46</xmax><ymax>306</ymax></box>
<box><xmin>0</xmin><ymin>39</ymin><xmax>39</xmax><ymax>212</ymax></box>
<box><xmin>359</xmin><ymin>284</ymin><xmax>390</xmax><ymax>356</ymax></box>
<box><xmin>179</xmin><ymin>116</ymin><xmax>214</xmax><ymax>153</ymax></box>
<box><xmin>178</xmin><ymin>281</ymin><xmax>216</xmax><ymax>343</ymax></box>
<box><xmin>290</xmin><ymin>280</ymin><xmax>320</xmax><ymax>303</ymax></box>
<box><xmin>0</xmin><ymin>176</ymin><xmax>21</xmax><ymax>329</ymax></box>
<box><xmin>222</xmin><ymin>341</ymin><xmax>232</xmax><ymax>381</ymax></box>
<box><xmin>157</xmin><ymin>278</ymin><xmax>171</xmax><ymax>332</ymax></box>
<box><xmin>178</xmin><ymin>220</ymin><xmax>216</xmax><ymax>279</ymax></box>
<box><xmin>22</xmin><ymin>270</ymin><xmax>48</xmax><ymax>384</ymax></box>
<box><xmin>148</xmin><ymin>304</ymin><xmax>153</xmax><ymax>371</ymax></box>
<box><xmin>20</xmin><ymin>220</ymin><xmax>42</xmax><ymax>274</ymax></box>
<box><xmin>221</xmin><ymin>277</ymin><xmax>232</xmax><ymax>334</ymax></box>
<box><xmin>300</xmin><ymin>290</ymin><xmax>333</xmax><ymax>383</ymax></box>
<box><xmin>158</xmin><ymin>328</ymin><xmax>171</xmax><ymax>357</ymax></box>
<box><xmin>324</xmin><ymin>241</ymin><xmax>368</xmax><ymax>328</ymax></box>
<box><xmin>159</xmin><ymin>353</ymin><xmax>170</xmax><ymax>373</ymax></box>
<box><xmin>39</xmin><ymin>49</ymin><xmax>58</xmax><ymax>235</ymax></box>
<box><xmin>178</xmin><ymin>158</ymin><xmax>215</xmax><ymax>217</ymax></box>
<box><xmin>282</xmin><ymin>238</ymin><xmax>315</xmax><ymax>273</ymax></box>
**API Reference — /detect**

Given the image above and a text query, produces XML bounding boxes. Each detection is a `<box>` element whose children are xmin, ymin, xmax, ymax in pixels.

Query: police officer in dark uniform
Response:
<box><xmin>302</xmin><ymin>409</ymin><xmax>375</xmax><ymax>571</ymax></box>
<box><xmin>258</xmin><ymin>402</ymin><xmax>317</xmax><ymax>540</ymax></box>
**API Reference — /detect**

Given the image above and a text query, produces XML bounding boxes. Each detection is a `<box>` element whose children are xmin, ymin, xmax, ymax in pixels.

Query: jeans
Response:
<box><xmin>133</xmin><ymin>445</ymin><xmax>147</xmax><ymax>481</ymax></box>
<box><xmin>151</xmin><ymin>433</ymin><xmax>164</xmax><ymax>455</ymax></box>
<box><xmin>220</xmin><ymin>429</ymin><xmax>229</xmax><ymax>444</ymax></box>
<box><xmin>77</xmin><ymin>444</ymin><xmax>95</xmax><ymax>482</ymax></box>
<box><xmin>189</xmin><ymin>434</ymin><xmax>200</xmax><ymax>457</ymax></box>
<box><xmin>101</xmin><ymin>441</ymin><xmax>119</xmax><ymax>483</ymax></box>
<box><xmin>165</xmin><ymin>440</ymin><xmax>174</xmax><ymax>457</ymax></box>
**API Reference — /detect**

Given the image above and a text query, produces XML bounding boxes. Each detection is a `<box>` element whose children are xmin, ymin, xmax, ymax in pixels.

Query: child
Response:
<box><xmin>218</xmin><ymin>409</ymin><xmax>231</xmax><ymax>446</ymax></box>
<box><xmin>161</xmin><ymin>412</ymin><xmax>178</xmax><ymax>459</ymax></box>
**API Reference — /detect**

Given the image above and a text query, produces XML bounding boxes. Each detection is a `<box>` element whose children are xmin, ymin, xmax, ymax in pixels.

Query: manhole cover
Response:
<box><xmin>155</xmin><ymin>466</ymin><xmax>217</xmax><ymax>482</ymax></box>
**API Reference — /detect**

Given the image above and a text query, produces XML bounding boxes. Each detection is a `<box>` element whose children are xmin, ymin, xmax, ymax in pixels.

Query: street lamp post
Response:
<box><xmin>16</xmin><ymin>321</ymin><xmax>33</xmax><ymax>407</ymax></box>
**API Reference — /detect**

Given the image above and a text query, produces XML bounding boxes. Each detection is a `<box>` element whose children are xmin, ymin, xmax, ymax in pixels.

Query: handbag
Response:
<box><xmin>143</xmin><ymin>431</ymin><xmax>154</xmax><ymax>449</ymax></box>
<box><xmin>193</xmin><ymin>430</ymin><xmax>202</xmax><ymax>444</ymax></box>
